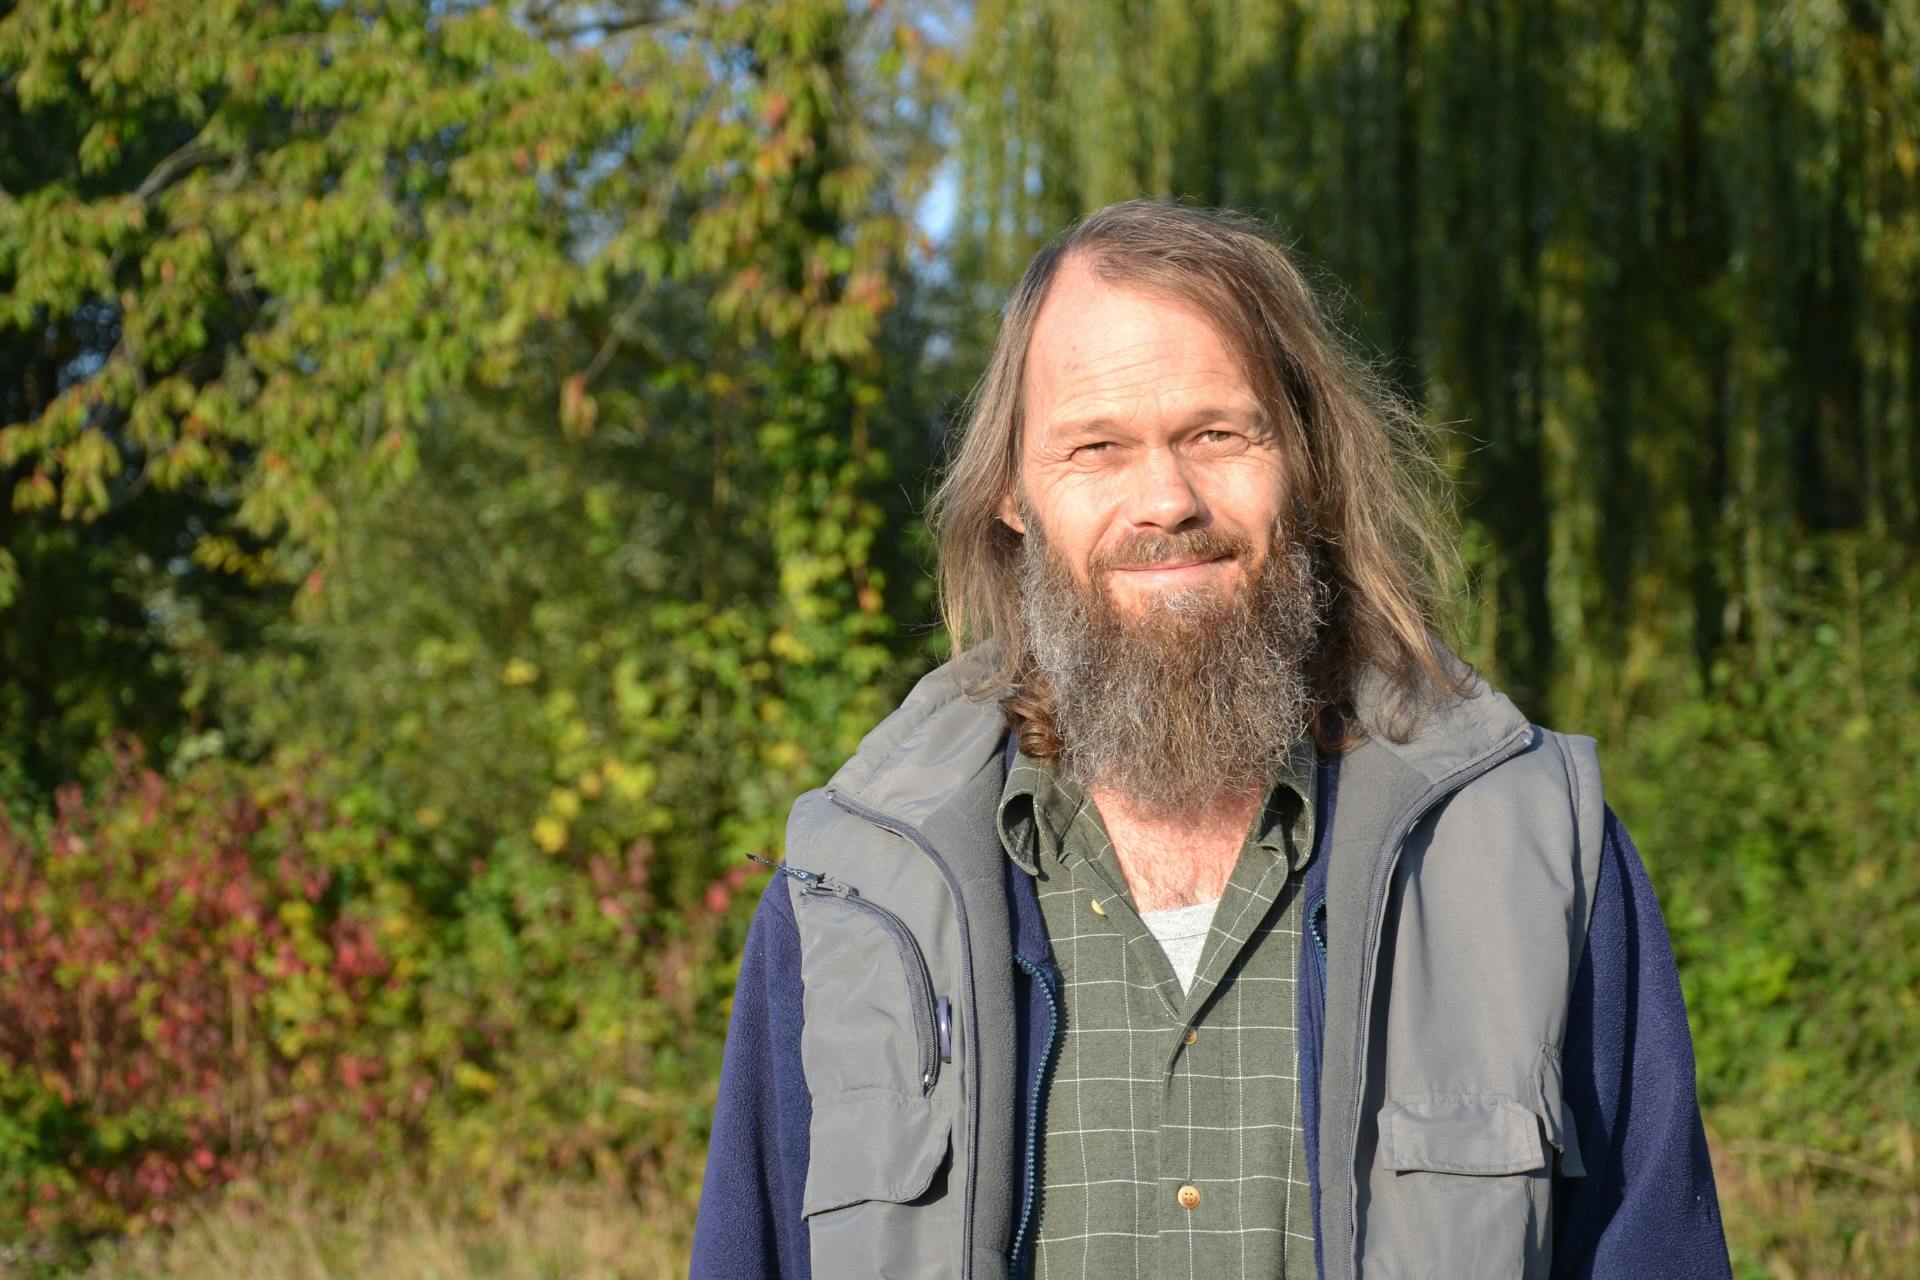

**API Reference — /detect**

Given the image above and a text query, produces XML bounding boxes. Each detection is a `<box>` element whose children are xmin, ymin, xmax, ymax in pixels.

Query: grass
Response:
<box><xmin>1711</xmin><ymin>1129</ymin><xmax>1919</xmax><ymax>1280</ymax></box>
<box><xmin>65</xmin><ymin>1178</ymin><xmax>693</xmax><ymax>1280</ymax></box>
<box><xmin>32</xmin><ymin>1121</ymin><xmax>1917</xmax><ymax>1279</ymax></box>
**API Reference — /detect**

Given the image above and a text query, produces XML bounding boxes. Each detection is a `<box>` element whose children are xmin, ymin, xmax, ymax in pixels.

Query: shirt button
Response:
<box><xmin>1177</xmin><ymin>1184</ymin><xmax>1201</xmax><ymax>1210</ymax></box>
<box><xmin>1088</xmin><ymin>898</ymin><xmax>1107</xmax><ymax>917</ymax></box>
<box><xmin>1183</xmin><ymin>1026</ymin><xmax>1198</xmax><ymax>1046</ymax></box>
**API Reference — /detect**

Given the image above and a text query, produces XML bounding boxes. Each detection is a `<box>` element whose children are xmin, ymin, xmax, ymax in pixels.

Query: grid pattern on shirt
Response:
<box><xmin>999</xmin><ymin>745</ymin><xmax>1318</xmax><ymax>1280</ymax></box>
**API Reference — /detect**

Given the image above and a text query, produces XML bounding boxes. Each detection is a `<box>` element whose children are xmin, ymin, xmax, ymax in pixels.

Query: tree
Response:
<box><xmin>0</xmin><ymin>0</ymin><xmax>950</xmax><ymax>1237</ymax></box>
<box><xmin>953</xmin><ymin>0</ymin><xmax>1920</xmax><ymax>719</ymax></box>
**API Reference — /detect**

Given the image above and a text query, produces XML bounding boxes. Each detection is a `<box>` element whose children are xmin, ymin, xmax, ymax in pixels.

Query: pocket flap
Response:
<box><xmin>802</xmin><ymin>1089</ymin><xmax>951</xmax><ymax>1218</ymax></box>
<box><xmin>1379</xmin><ymin>1093</ymin><xmax>1549</xmax><ymax>1176</ymax></box>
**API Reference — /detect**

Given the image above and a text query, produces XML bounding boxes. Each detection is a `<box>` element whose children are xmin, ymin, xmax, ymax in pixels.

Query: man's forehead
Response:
<box><xmin>1022</xmin><ymin>261</ymin><xmax>1260</xmax><ymax>426</ymax></box>
<box><xmin>1027</xmin><ymin>259</ymin><xmax>1231</xmax><ymax>358</ymax></box>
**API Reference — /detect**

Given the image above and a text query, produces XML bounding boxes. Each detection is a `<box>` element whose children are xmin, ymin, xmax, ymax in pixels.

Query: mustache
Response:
<box><xmin>1090</xmin><ymin>525</ymin><xmax>1255</xmax><ymax>574</ymax></box>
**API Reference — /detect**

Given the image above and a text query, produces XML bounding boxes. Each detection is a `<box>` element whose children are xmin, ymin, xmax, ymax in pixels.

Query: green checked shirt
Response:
<box><xmin>998</xmin><ymin>740</ymin><xmax>1319</xmax><ymax>1279</ymax></box>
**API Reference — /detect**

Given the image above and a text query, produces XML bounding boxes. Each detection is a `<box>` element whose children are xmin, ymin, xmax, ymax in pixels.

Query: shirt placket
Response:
<box><xmin>1007</xmin><ymin>744</ymin><xmax>1317</xmax><ymax>1280</ymax></box>
<box><xmin>1080</xmin><ymin>842</ymin><xmax>1293</xmax><ymax>1275</ymax></box>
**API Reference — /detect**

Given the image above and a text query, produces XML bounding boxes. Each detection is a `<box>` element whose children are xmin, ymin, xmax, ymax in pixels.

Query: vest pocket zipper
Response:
<box><xmin>749</xmin><ymin>854</ymin><xmax>940</xmax><ymax>1093</ymax></box>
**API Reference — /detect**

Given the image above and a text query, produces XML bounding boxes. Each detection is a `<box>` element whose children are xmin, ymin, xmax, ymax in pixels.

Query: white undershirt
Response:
<box><xmin>1138</xmin><ymin>897</ymin><xmax>1221</xmax><ymax>993</ymax></box>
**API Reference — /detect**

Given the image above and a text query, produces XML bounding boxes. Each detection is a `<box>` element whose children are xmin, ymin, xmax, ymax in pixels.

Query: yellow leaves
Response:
<box><xmin>767</xmin><ymin>628</ymin><xmax>816</xmax><ymax>664</ymax></box>
<box><xmin>53</xmin><ymin>429</ymin><xmax>119</xmax><ymax>521</ymax></box>
<box><xmin>12</xmin><ymin>470</ymin><xmax>56</xmax><ymax>513</ymax></box>
<box><xmin>532</xmin><ymin>786</ymin><xmax>584</xmax><ymax>853</ymax></box>
<box><xmin>601</xmin><ymin>758</ymin><xmax>655</xmax><ymax>804</ymax></box>
<box><xmin>501</xmin><ymin>658</ymin><xmax>541</xmax><ymax>686</ymax></box>
<box><xmin>763</xmin><ymin>740</ymin><xmax>808</xmax><ymax>771</ymax></box>
<box><xmin>452</xmin><ymin>1060</ymin><xmax>499</xmax><ymax>1096</ymax></box>
<box><xmin>532</xmin><ymin>815</ymin><xmax>569</xmax><ymax>854</ymax></box>
<box><xmin>530</xmin><ymin>757</ymin><xmax>652</xmax><ymax>855</ymax></box>
<box><xmin>547</xmin><ymin>787</ymin><xmax>581</xmax><ymax>821</ymax></box>
<box><xmin>191</xmin><ymin>533</ymin><xmax>276</xmax><ymax>586</ymax></box>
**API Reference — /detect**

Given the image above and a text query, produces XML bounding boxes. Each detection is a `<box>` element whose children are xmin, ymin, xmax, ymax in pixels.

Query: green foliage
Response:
<box><xmin>0</xmin><ymin>0</ymin><xmax>944</xmax><ymax>779</ymax></box>
<box><xmin>0</xmin><ymin>717</ymin><xmax>756</xmax><ymax>1248</ymax></box>
<box><xmin>0</xmin><ymin>0</ymin><xmax>949</xmax><ymax>1254</ymax></box>
<box><xmin>1607</xmin><ymin>541</ymin><xmax>1919</xmax><ymax>1154</ymax></box>
<box><xmin>0</xmin><ymin>738</ymin><xmax>410</xmax><ymax>1239</ymax></box>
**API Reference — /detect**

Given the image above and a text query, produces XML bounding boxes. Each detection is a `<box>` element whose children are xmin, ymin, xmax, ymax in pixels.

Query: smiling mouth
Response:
<box><xmin>1112</xmin><ymin>555</ymin><xmax>1231</xmax><ymax>574</ymax></box>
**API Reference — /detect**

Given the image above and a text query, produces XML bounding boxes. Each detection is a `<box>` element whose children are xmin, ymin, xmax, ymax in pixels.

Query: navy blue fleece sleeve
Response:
<box><xmin>690</xmin><ymin>875</ymin><xmax>812</xmax><ymax>1280</ymax></box>
<box><xmin>1552</xmin><ymin>808</ymin><xmax>1731</xmax><ymax>1278</ymax></box>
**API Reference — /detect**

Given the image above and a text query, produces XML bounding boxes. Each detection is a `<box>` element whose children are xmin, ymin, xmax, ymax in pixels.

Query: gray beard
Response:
<box><xmin>1016</xmin><ymin>512</ymin><xmax>1328</xmax><ymax>817</ymax></box>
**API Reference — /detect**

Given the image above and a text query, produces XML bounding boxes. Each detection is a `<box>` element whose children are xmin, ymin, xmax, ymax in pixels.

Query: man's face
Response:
<box><xmin>999</xmin><ymin>257</ymin><xmax>1290</xmax><ymax>620</ymax></box>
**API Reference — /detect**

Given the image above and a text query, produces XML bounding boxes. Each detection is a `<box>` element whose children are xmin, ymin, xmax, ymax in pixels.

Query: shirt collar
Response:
<box><xmin>996</xmin><ymin>733</ymin><xmax>1318</xmax><ymax>876</ymax></box>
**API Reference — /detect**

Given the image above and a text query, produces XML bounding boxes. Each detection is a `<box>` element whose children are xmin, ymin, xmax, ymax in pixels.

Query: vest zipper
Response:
<box><xmin>747</xmin><ymin>853</ymin><xmax>940</xmax><ymax>1093</ymax></box>
<box><xmin>1308</xmin><ymin>892</ymin><xmax>1329</xmax><ymax>996</ymax></box>
<box><xmin>1007</xmin><ymin>953</ymin><xmax>1059</xmax><ymax>1272</ymax></box>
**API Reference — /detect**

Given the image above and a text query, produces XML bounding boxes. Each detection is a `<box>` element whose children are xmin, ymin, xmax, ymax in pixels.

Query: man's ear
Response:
<box><xmin>998</xmin><ymin>491</ymin><xmax>1027</xmax><ymax>534</ymax></box>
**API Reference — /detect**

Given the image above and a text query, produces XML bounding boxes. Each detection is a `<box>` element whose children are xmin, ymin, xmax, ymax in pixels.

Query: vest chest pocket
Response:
<box><xmin>795</xmin><ymin>884</ymin><xmax>941</xmax><ymax>1096</ymax></box>
<box><xmin>1366</xmin><ymin>1093</ymin><xmax>1554</xmax><ymax>1279</ymax></box>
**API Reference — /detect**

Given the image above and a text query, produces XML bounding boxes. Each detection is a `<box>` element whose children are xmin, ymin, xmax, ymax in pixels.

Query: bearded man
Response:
<box><xmin>690</xmin><ymin>201</ymin><xmax>1731</xmax><ymax>1279</ymax></box>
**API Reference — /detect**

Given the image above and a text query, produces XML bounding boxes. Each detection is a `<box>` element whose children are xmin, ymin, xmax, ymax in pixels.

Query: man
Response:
<box><xmin>691</xmin><ymin>201</ymin><xmax>1730</xmax><ymax>1279</ymax></box>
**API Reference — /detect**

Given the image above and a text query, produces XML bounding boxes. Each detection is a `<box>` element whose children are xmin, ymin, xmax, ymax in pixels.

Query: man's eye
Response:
<box><xmin>1197</xmin><ymin>429</ymin><xmax>1241</xmax><ymax>447</ymax></box>
<box><xmin>1073</xmin><ymin>441</ymin><xmax>1113</xmax><ymax>457</ymax></box>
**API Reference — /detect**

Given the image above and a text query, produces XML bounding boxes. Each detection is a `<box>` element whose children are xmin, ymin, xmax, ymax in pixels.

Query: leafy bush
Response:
<box><xmin>1603</xmin><ymin>543</ymin><xmax>1919</xmax><ymax>1270</ymax></box>
<box><xmin>0</xmin><ymin>737</ymin><xmax>405</xmax><ymax>1237</ymax></box>
<box><xmin>0</xmin><ymin>732</ymin><xmax>755</xmax><ymax>1246</ymax></box>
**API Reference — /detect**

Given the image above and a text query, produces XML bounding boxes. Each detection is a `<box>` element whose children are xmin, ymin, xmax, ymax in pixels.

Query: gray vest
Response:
<box><xmin>781</xmin><ymin>655</ymin><xmax>1603</xmax><ymax>1280</ymax></box>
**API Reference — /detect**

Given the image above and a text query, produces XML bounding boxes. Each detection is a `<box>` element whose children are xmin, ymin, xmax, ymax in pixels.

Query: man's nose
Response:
<box><xmin>1123</xmin><ymin>445</ymin><xmax>1207</xmax><ymax>530</ymax></box>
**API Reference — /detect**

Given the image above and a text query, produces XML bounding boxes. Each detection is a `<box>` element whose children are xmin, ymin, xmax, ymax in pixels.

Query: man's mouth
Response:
<box><xmin>1110</xmin><ymin>553</ymin><xmax>1232</xmax><ymax>575</ymax></box>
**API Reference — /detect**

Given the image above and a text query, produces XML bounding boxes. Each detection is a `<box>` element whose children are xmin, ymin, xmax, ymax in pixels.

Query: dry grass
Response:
<box><xmin>53</xmin><ymin>1129</ymin><xmax>1920</xmax><ymax>1280</ymax></box>
<box><xmin>1711</xmin><ymin>1129</ymin><xmax>1919</xmax><ymax>1279</ymax></box>
<box><xmin>74</xmin><ymin>1179</ymin><xmax>694</xmax><ymax>1280</ymax></box>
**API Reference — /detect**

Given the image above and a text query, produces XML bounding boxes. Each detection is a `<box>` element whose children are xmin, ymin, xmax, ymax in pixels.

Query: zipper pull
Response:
<box><xmin>745</xmin><ymin>852</ymin><xmax>855</xmax><ymax>896</ymax></box>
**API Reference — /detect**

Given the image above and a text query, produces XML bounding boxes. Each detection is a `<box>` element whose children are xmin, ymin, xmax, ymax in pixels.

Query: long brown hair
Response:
<box><xmin>928</xmin><ymin>200</ymin><xmax>1466</xmax><ymax>753</ymax></box>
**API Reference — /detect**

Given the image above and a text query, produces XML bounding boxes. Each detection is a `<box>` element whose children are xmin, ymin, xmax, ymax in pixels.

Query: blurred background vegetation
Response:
<box><xmin>0</xmin><ymin>1</ymin><xmax>1913</xmax><ymax>1276</ymax></box>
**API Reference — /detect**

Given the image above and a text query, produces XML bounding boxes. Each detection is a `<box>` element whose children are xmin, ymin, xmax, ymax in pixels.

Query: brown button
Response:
<box><xmin>1183</xmin><ymin>1026</ymin><xmax>1199</xmax><ymax>1046</ymax></box>
<box><xmin>1177</xmin><ymin>1184</ymin><xmax>1201</xmax><ymax>1210</ymax></box>
<box><xmin>1088</xmin><ymin>898</ymin><xmax>1107</xmax><ymax>917</ymax></box>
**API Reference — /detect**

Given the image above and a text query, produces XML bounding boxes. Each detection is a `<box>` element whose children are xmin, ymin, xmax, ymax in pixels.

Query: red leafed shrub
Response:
<box><xmin>0</xmin><ymin>730</ymin><xmax>759</xmax><ymax>1249</ymax></box>
<box><xmin>0</xmin><ymin>733</ymin><xmax>419</xmax><ymax>1239</ymax></box>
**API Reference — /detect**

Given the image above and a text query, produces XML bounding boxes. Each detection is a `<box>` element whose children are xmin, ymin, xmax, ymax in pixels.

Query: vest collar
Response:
<box><xmin>829</xmin><ymin>641</ymin><xmax>1529</xmax><ymax>825</ymax></box>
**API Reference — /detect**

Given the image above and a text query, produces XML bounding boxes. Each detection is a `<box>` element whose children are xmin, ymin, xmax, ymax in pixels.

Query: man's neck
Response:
<box><xmin>1087</xmin><ymin>783</ymin><xmax>1263</xmax><ymax>913</ymax></box>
